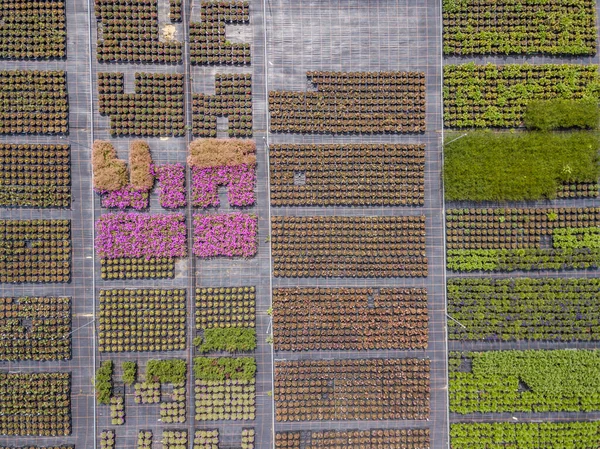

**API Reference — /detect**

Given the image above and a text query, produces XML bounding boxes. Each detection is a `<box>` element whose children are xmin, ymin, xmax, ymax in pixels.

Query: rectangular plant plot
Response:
<box><xmin>269</xmin><ymin>71</ymin><xmax>426</xmax><ymax>134</ymax></box>
<box><xmin>0</xmin><ymin>372</ymin><xmax>71</xmax><ymax>436</ymax></box>
<box><xmin>270</xmin><ymin>144</ymin><xmax>425</xmax><ymax>206</ymax></box>
<box><xmin>99</xmin><ymin>289</ymin><xmax>186</xmax><ymax>352</ymax></box>
<box><xmin>450</xmin><ymin>422</ymin><xmax>600</xmax><ymax>449</ymax></box>
<box><xmin>194</xmin><ymin>357</ymin><xmax>256</xmax><ymax>421</ymax></box>
<box><xmin>274</xmin><ymin>358</ymin><xmax>430</xmax><ymax>421</ymax></box>
<box><xmin>446</xmin><ymin>206</ymin><xmax>600</xmax><ymax>272</ymax></box>
<box><xmin>0</xmin><ymin>296</ymin><xmax>70</xmax><ymax>361</ymax></box>
<box><xmin>443</xmin><ymin>0</ymin><xmax>596</xmax><ymax>56</ymax></box>
<box><xmin>195</xmin><ymin>286</ymin><xmax>256</xmax><ymax>353</ymax></box>
<box><xmin>192</xmin><ymin>74</ymin><xmax>253</xmax><ymax>138</ymax></box>
<box><xmin>98</xmin><ymin>73</ymin><xmax>185</xmax><ymax>137</ymax></box>
<box><xmin>0</xmin><ymin>71</ymin><xmax>68</xmax><ymax>134</ymax></box>
<box><xmin>443</xmin><ymin>64</ymin><xmax>600</xmax><ymax>128</ymax></box>
<box><xmin>449</xmin><ymin>350</ymin><xmax>600</xmax><ymax>413</ymax></box>
<box><xmin>189</xmin><ymin>1</ymin><xmax>251</xmax><ymax>65</ymax></box>
<box><xmin>0</xmin><ymin>144</ymin><xmax>70</xmax><ymax>208</ymax></box>
<box><xmin>448</xmin><ymin>278</ymin><xmax>600</xmax><ymax>341</ymax></box>
<box><xmin>95</xmin><ymin>213</ymin><xmax>187</xmax><ymax>280</ymax></box>
<box><xmin>95</xmin><ymin>0</ymin><xmax>182</xmax><ymax>63</ymax></box>
<box><xmin>0</xmin><ymin>219</ymin><xmax>71</xmax><ymax>283</ymax></box>
<box><xmin>0</xmin><ymin>0</ymin><xmax>66</xmax><ymax>59</ymax></box>
<box><xmin>271</xmin><ymin>216</ymin><xmax>427</xmax><ymax>278</ymax></box>
<box><xmin>275</xmin><ymin>429</ymin><xmax>430</xmax><ymax>449</ymax></box>
<box><xmin>273</xmin><ymin>287</ymin><xmax>428</xmax><ymax>351</ymax></box>
<box><xmin>193</xmin><ymin>428</ymin><xmax>255</xmax><ymax>449</ymax></box>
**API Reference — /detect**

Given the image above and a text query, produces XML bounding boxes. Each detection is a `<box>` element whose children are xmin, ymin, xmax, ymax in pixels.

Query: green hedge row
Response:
<box><xmin>524</xmin><ymin>99</ymin><xmax>600</xmax><ymax>131</ymax></box>
<box><xmin>443</xmin><ymin>131</ymin><xmax>599</xmax><ymax>201</ymax></box>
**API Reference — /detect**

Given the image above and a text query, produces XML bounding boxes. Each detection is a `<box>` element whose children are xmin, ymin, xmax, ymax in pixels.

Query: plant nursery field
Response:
<box><xmin>0</xmin><ymin>1</ymin><xmax>599</xmax><ymax>449</ymax></box>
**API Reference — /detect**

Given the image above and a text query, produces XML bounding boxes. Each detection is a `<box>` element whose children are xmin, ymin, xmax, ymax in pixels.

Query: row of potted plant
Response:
<box><xmin>193</xmin><ymin>213</ymin><xmax>257</xmax><ymax>258</ymax></box>
<box><xmin>269</xmin><ymin>143</ymin><xmax>425</xmax><ymax>206</ymax></box>
<box><xmin>448</xmin><ymin>277</ymin><xmax>600</xmax><ymax>341</ymax></box>
<box><xmin>100</xmin><ymin>257</ymin><xmax>175</xmax><ymax>280</ymax></box>
<box><xmin>0</xmin><ymin>0</ymin><xmax>66</xmax><ymax>59</ymax></box>
<box><xmin>98</xmin><ymin>73</ymin><xmax>185</xmax><ymax>137</ymax></box>
<box><xmin>443</xmin><ymin>0</ymin><xmax>596</xmax><ymax>56</ymax></box>
<box><xmin>0</xmin><ymin>295</ymin><xmax>71</xmax><ymax>361</ymax></box>
<box><xmin>193</xmin><ymin>73</ymin><xmax>252</xmax><ymax>137</ymax></box>
<box><xmin>444</xmin><ymin>63</ymin><xmax>600</xmax><ymax>128</ymax></box>
<box><xmin>0</xmin><ymin>219</ymin><xmax>71</xmax><ymax>283</ymax></box>
<box><xmin>0</xmin><ymin>372</ymin><xmax>71</xmax><ymax>436</ymax></box>
<box><xmin>271</xmin><ymin>216</ymin><xmax>427</xmax><ymax>278</ymax></box>
<box><xmin>273</xmin><ymin>287</ymin><xmax>428</xmax><ymax>351</ymax></box>
<box><xmin>275</xmin><ymin>359</ymin><xmax>430</xmax><ymax>422</ymax></box>
<box><xmin>0</xmin><ymin>70</ymin><xmax>68</xmax><ymax>134</ymax></box>
<box><xmin>194</xmin><ymin>428</ymin><xmax>255</xmax><ymax>449</ymax></box>
<box><xmin>276</xmin><ymin>429</ymin><xmax>429</xmax><ymax>449</ymax></box>
<box><xmin>269</xmin><ymin>71</ymin><xmax>426</xmax><ymax>134</ymax></box>
<box><xmin>195</xmin><ymin>286</ymin><xmax>255</xmax><ymax>329</ymax></box>
<box><xmin>95</xmin><ymin>0</ymin><xmax>182</xmax><ymax>63</ymax></box>
<box><xmin>98</xmin><ymin>289</ymin><xmax>186</xmax><ymax>352</ymax></box>
<box><xmin>190</xmin><ymin>1</ymin><xmax>250</xmax><ymax>65</ymax></box>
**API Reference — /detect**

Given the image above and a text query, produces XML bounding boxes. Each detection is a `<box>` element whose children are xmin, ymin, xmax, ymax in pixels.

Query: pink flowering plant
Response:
<box><xmin>97</xmin><ymin>185</ymin><xmax>150</xmax><ymax>210</ymax></box>
<box><xmin>193</xmin><ymin>212</ymin><xmax>257</xmax><ymax>258</ymax></box>
<box><xmin>95</xmin><ymin>212</ymin><xmax>187</xmax><ymax>259</ymax></box>
<box><xmin>158</xmin><ymin>163</ymin><xmax>186</xmax><ymax>209</ymax></box>
<box><xmin>191</xmin><ymin>164</ymin><xmax>255</xmax><ymax>208</ymax></box>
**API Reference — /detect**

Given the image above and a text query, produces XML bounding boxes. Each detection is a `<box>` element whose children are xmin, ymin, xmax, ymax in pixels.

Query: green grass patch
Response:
<box><xmin>444</xmin><ymin>130</ymin><xmax>600</xmax><ymax>201</ymax></box>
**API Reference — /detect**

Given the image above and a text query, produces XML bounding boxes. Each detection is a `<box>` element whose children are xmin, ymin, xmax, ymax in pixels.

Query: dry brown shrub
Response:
<box><xmin>129</xmin><ymin>140</ymin><xmax>154</xmax><ymax>190</ymax></box>
<box><xmin>92</xmin><ymin>140</ymin><xmax>128</xmax><ymax>191</ymax></box>
<box><xmin>188</xmin><ymin>138</ymin><xmax>256</xmax><ymax>168</ymax></box>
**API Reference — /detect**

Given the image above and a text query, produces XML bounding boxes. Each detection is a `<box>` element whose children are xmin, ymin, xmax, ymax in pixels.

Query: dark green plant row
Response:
<box><xmin>195</xmin><ymin>328</ymin><xmax>257</xmax><ymax>353</ymax></box>
<box><xmin>450</xmin><ymin>422</ymin><xmax>600</xmax><ymax>449</ymax></box>
<box><xmin>524</xmin><ymin>99</ymin><xmax>600</xmax><ymax>131</ymax></box>
<box><xmin>443</xmin><ymin>130</ymin><xmax>600</xmax><ymax>201</ymax></box>
<box><xmin>448</xmin><ymin>277</ymin><xmax>600</xmax><ymax>341</ymax></box>
<box><xmin>449</xmin><ymin>350</ymin><xmax>600</xmax><ymax>413</ymax></box>
<box><xmin>443</xmin><ymin>0</ymin><xmax>597</xmax><ymax>56</ymax></box>
<box><xmin>443</xmin><ymin>63</ymin><xmax>600</xmax><ymax>128</ymax></box>
<box><xmin>193</xmin><ymin>357</ymin><xmax>256</xmax><ymax>381</ymax></box>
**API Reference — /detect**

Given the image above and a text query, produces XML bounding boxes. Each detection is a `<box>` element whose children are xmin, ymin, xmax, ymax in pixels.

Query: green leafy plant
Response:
<box><xmin>193</xmin><ymin>357</ymin><xmax>256</xmax><ymax>381</ymax></box>
<box><xmin>121</xmin><ymin>361</ymin><xmax>137</xmax><ymax>386</ymax></box>
<box><xmin>94</xmin><ymin>360</ymin><xmax>113</xmax><ymax>404</ymax></box>
<box><xmin>196</xmin><ymin>328</ymin><xmax>257</xmax><ymax>353</ymax></box>
<box><xmin>146</xmin><ymin>359</ymin><xmax>186</xmax><ymax>384</ymax></box>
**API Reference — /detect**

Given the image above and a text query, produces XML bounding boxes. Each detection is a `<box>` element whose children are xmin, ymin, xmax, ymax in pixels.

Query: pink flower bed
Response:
<box><xmin>158</xmin><ymin>163</ymin><xmax>186</xmax><ymax>209</ymax></box>
<box><xmin>191</xmin><ymin>164</ymin><xmax>255</xmax><ymax>208</ymax></box>
<box><xmin>193</xmin><ymin>213</ymin><xmax>257</xmax><ymax>258</ymax></box>
<box><xmin>97</xmin><ymin>186</ymin><xmax>150</xmax><ymax>210</ymax></box>
<box><xmin>95</xmin><ymin>212</ymin><xmax>187</xmax><ymax>259</ymax></box>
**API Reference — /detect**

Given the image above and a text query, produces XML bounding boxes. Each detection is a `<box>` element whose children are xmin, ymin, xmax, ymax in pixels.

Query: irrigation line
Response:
<box><xmin>260</xmin><ymin>0</ymin><xmax>276</xmax><ymax>446</ymax></box>
<box><xmin>439</xmin><ymin>0</ymin><xmax>450</xmax><ymax>446</ymax></box>
<box><xmin>85</xmin><ymin>0</ymin><xmax>97</xmax><ymax>446</ymax></box>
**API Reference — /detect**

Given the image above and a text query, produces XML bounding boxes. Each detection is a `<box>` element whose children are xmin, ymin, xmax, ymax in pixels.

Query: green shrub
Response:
<box><xmin>524</xmin><ymin>99</ymin><xmax>600</xmax><ymax>131</ymax></box>
<box><xmin>193</xmin><ymin>357</ymin><xmax>256</xmax><ymax>381</ymax></box>
<box><xmin>443</xmin><ymin>131</ymin><xmax>600</xmax><ymax>201</ymax></box>
<box><xmin>196</xmin><ymin>328</ymin><xmax>257</xmax><ymax>353</ymax></box>
<box><xmin>94</xmin><ymin>360</ymin><xmax>113</xmax><ymax>404</ymax></box>
<box><xmin>553</xmin><ymin>227</ymin><xmax>600</xmax><ymax>249</ymax></box>
<box><xmin>121</xmin><ymin>361</ymin><xmax>137</xmax><ymax>385</ymax></box>
<box><xmin>146</xmin><ymin>359</ymin><xmax>186</xmax><ymax>384</ymax></box>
